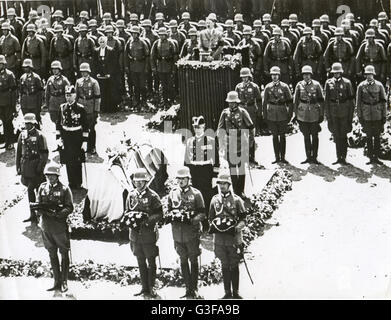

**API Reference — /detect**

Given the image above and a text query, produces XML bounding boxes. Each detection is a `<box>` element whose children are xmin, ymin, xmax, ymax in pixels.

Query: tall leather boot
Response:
<box><xmin>312</xmin><ymin>134</ymin><xmax>320</xmax><ymax>164</ymax></box>
<box><xmin>272</xmin><ymin>135</ymin><xmax>280</xmax><ymax>163</ymax></box>
<box><xmin>190</xmin><ymin>259</ymin><xmax>202</xmax><ymax>299</ymax></box>
<box><xmin>366</xmin><ymin>136</ymin><xmax>374</xmax><ymax>164</ymax></box>
<box><xmin>221</xmin><ymin>267</ymin><xmax>232</xmax><ymax>299</ymax></box>
<box><xmin>60</xmin><ymin>252</ymin><xmax>70</xmax><ymax>293</ymax></box>
<box><xmin>373</xmin><ymin>135</ymin><xmax>383</xmax><ymax>165</ymax></box>
<box><xmin>180</xmin><ymin>260</ymin><xmax>191</xmax><ymax>298</ymax></box>
<box><xmin>147</xmin><ymin>258</ymin><xmax>157</xmax><ymax>298</ymax></box>
<box><xmin>231</xmin><ymin>266</ymin><xmax>242</xmax><ymax>299</ymax></box>
<box><xmin>279</xmin><ymin>135</ymin><xmax>287</xmax><ymax>163</ymax></box>
<box><xmin>47</xmin><ymin>254</ymin><xmax>61</xmax><ymax>291</ymax></box>
<box><xmin>301</xmin><ymin>134</ymin><xmax>312</xmax><ymax>163</ymax></box>
<box><xmin>333</xmin><ymin>136</ymin><xmax>341</xmax><ymax>164</ymax></box>
<box><xmin>135</xmin><ymin>258</ymin><xmax>149</xmax><ymax>296</ymax></box>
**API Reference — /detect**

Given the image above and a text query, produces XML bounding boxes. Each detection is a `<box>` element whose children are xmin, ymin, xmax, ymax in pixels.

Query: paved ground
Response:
<box><xmin>1</xmin><ymin>110</ymin><xmax>391</xmax><ymax>299</ymax></box>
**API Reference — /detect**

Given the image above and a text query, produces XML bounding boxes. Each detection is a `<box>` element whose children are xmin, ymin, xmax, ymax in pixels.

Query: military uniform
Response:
<box><xmin>324</xmin><ymin>38</ymin><xmax>354</xmax><ymax>79</ymax></box>
<box><xmin>209</xmin><ymin>190</ymin><xmax>246</xmax><ymax>298</ymax></box>
<box><xmin>37</xmin><ymin>179</ymin><xmax>74</xmax><ymax>292</ymax></box>
<box><xmin>293</xmin><ymin>79</ymin><xmax>325</xmax><ymax>162</ymax></box>
<box><xmin>56</xmin><ymin>101</ymin><xmax>89</xmax><ymax>188</ymax></box>
<box><xmin>125</xmin><ymin>37</ymin><xmax>150</xmax><ymax>107</ymax></box>
<box><xmin>263</xmin><ymin>80</ymin><xmax>293</xmax><ymax>162</ymax></box>
<box><xmin>167</xmin><ymin>185</ymin><xmax>205</xmax><ymax>296</ymax></box>
<box><xmin>16</xmin><ymin>126</ymin><xmax>48</xmax><ymax>220</ymax></box>
<box><xmin>21</xmin><ymin>34</ymin><xmax>46</xmax><ymax>77</ymax></box>
<box><xmin>324</xmin><ymin>76</ymin><xmax>355</xmax><ymax>162</ymax></box>
<box><xmin>0</xmin><ymin>33</ymin><xmax>21</xmax><ymax>76</ymax></box>
<box><xmin>73</xmin><ymin>35</ymin><xmax>96</xmax><ymax>77</ymax></box>
<box><xmin>126</xmin><ymin>186</ymin><xmax>163</xmax><ymax>295</ymax></box>
<box><xmin>142</xmin><ymin>28</ymin><xmax>159</xmax><ymax>97</ymax></box>
<box><xmin>180</xmin><ymin>38</ymin><xmax>200</xmax><ymax>59</ymax></box>
<box><xmin>217</xmin><ymin>104</ymin><xmax>254</xmax><ymax>196</ymax></box>
<box><xmin>75</xmin><ymin>76</ymin><xmax>101</xmax><ymax>153</ymax></box>
<box><xmin>0</xmin><ymin>68</ymin><xmax>17</xmax><ymax>147</ymax></box>
<box><xmin>356</xmin><ymin>78</ymin><xmax>387</xmax><ymax>162</ymax></box>
<box><xmin>264</xmin><ymin>38</ymin><xmax>292</xmax><ymax>84</ymax></box>
<box><xmin>294</xmin><ymin>37</ymin><xmax>323</xmax><ymax>79</ymax></box>
<box><xmin>45</xmin><ymin>74</ymin><xmax>70</xmax><ymax>124</ymax></box>
<box><xmin>150</xmin><ymin>38</ymin><xmax>177</xmax><ymax>104</ymax></box>
<box><xmin>238</xmin><ymin>38</ymin><xmax>263</xmax><ymax>84</ymax></box>
<box><xmin>356</xmin><ymin>41</ymin><xmax>387</xmax><ymax>83</ymax></box>
<box><xmin>106</xmin><ymin>35</ymin><xmax>125</xmax><ymax>101</ymax></box>
<box><xmin>49</xmin><ymin>35</ymin><xmax>74</xmax><ymax>83</ymax></box>
<box><xmin>19</xmin><ymin>71</ymin><xmax>43</xmax><ymax>123</ymax></box>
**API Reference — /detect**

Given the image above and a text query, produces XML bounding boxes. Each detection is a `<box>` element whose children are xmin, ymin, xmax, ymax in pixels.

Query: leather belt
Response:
<box><xmin>62</xmin><ymin>125</ymin><xmax>82</xmax><ymax>131</ymax></box>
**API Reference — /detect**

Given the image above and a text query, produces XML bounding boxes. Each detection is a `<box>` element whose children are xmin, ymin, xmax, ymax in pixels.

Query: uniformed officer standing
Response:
<box><xmin>56</xmin><ymin>85</ymin><xmax>89</xmax><ymax>189</ymax></box>
<box><xmin>0</xmin><ymin>22</ymin><xmax>21</xmax><ymax>77</ymax></box>
<box><xmin>293</xmin><ymin>27</ymin><xmax>322</xmax><ymax>81</ymax></box>
<box><xmin>184</xmin><ymin>115</ymin><xmax>219</xmax><ymax>228</ymax></box>
<box><xmin>75</xmin><ymin>63</ymin><xmax>101</xmax><ymax>155</ymax></box>
<box><xmin>125</xmin><ymin>26</ymin><xmax>150</xmax><ymax>111</ymax></box>
<box><xmin>263</xmin><ymin>66</ymin><xmax>293</xmax><ymax>163</ymax></box>
<box><xmin>36</xmin><ymin>163</ymin><xmax>74</xmax><ymax>293</ymax></box>
<box><xmin>6</xmin><ymin>7</ymin><xmax>23</xmax><ymax>43</ymax></box>
<box><xmin>16</xmin><ymin>113</ymin><xmax>48</xmax><ymax>223</ymax></box>
<box><xmin>88</xmin><ymin>20</ymin><xmax>104</xmax><ymax>46</ymax></box>
<box><xmin>45</xmin><ymin>61</ymin><xmax>70</xmax><ymax>124</ymax></box>
<box><xmin>356</xmin><ymin>29</ymin><xmax>387</xmax><ymax>84</ymax></box>
<box><xmin>217</xmin><ymin>91</ymin><xmax>255</xmax><ymax>198</ymax></box>
<box><xmin>324</xmin><ymin>63</ymin><xmax>355</xmax><ymax>165</ymax></box>
<box><xmin>50</xmin><ymin>25</ymin><xmax>75</xmax><ymax>84</ymax></box>
<box><xmin>209</xmin><ymin>172</ymin><xmax>246</xmax><ymax>299</ymax></box>
<box><xmin>0</xmin><ymin>55</ymin><xmax>17</xmax><ymax>150</ymax></box>
<box><xmin>151</xmin><ymin>27</ymin><xmax>177</xmax><ymax>108</ymax></box>
<box><xmin>356</xmin><ymin>65</ymin><xmax>388</xmax><ymax>165</ymax></box>
<box><xmin>21</xmin><ymin>24</ymin><xmax>46</xmax><ymax>78</ymax></box>
<box><xmin>235</xmin><ymin>67</ymin><xmax>262</xmax><ymax>142</ymax></box>
<box><xmin>264</xmin><ymin>28</ymin><xmax>293</xmax><ymax>85</ymax></box>
<box><xmin>180</xmin><ymin>28</ymin><xmax>200</xmax><ymax>59</ymax></box>
<box><xmin>167</xmin><ymin>167</ymin><xmax>206</xmax><ymax>299</ymax></box>
<box><xmin>19</xmin><ymin>58</ymin><xmax>43</xmax><ymax>124</ymax></box>
<box><xmin>73</xmin><ymin>24</ymin><xmax>96</xmax><ymax>77</ymax></box>
<box><xmin>293</xmin><ymin>65</ymin><xmax>325</xmax><ymax>164</ymax></box>
<box><xmin>126</xmin><ymin>168</ymin><xmax>163</xmax><ymax>298</ymax></box>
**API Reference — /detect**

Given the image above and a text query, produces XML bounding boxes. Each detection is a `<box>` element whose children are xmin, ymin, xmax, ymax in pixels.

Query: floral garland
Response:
<box><xmin>348</xmin><ymin>113</ymin><xmax>391</xmax><ymax>159</ymax></box>
<box><xmin>146</xmin><ymin>104</ymin><xmax>181</xmax><ymax>131</ymax></box>
<box><xmin>0</xmin><ymin>258</ymin><xmax>223</xmax><ymax>287</ymax></box>
<box><xmin>176</xmin><ymin>54</ymin><xmax>241</xmax><ymax>70</ymax></box>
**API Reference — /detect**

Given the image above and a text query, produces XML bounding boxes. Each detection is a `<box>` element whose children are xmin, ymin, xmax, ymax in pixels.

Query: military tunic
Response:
<box><xmin>356</xmin><ymin>41</ymin><xmax>387</xmax><ymax>82</ymax></box>
<box><xmin>324</xmin><ymin>39</ymin><xmax>354</xmax><ymax>78</ymax></box>
<box><xmin>0</xmin><ymin>68</ymin><xmax>17</xmax><ymax>146</ymax></box>
<box><xmin>167</xmin><ymin>186</ymin><xmax>205</xmax><ymax>259</ymax></box>
<box><xmin>73</xmin><ymin>35</ymin><xmax>96</xmax><ymax>76</ymax></box>
<box><xmin>0</xmin><ymin>33</ymin><xmax>21</xmax><ymax>75</ymax></box>
<box><xmin>45</xmin><ymin>74</ymin><xmax>70</xmax><ymax>123</ymax></box>
<box><xmin>21</xmin><ymin>35</ymin><xmax>46</xmax><ymax>77</ymax></box>
<box><xmin>209</xmin><ymin>191</ymin><xmax>245</xmax><ymax>268</ymax></box>
<box><xmin>19</xmin><ymin>71</ymin><xmax>43</xmax><ymax>122</ymax></box>
<box><xmin>49</xmin><ymin>35</ymin><xmax>74</xmax><ymax>82</ymax></box>
<box><xmin>126</xmin><ymin>187</ymin><xmax>163</xmax><ymax>259</ymax></box>
<box><xmin>235</xmin><ymin>81</ymin><xmax>262</xmax><ymax>130</ymax></box>
<box><xmin>16</xmin><ymin>127</ymin><xmax>48</xmax><ymax>212</ymax></box>
<box><xmin>264</xmin><ymin>39</ymin><xmax>292</xmax><ymax>84</ymax></box>
<box><xmin>293</xmin><ymin>37</ymin><xmax>322</xmax><ymax>77</ymax></box>
<box><xmin>37</xmin><ymin>181</ymin><xmax>74</xmax><ymax>254</ymax></box>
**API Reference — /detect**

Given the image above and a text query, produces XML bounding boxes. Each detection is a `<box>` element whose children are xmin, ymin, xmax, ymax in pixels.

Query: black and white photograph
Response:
<box><xmin>0</xmin><ymin>0</ymin><xmax>391</xmax><ymax>303</ymax></box>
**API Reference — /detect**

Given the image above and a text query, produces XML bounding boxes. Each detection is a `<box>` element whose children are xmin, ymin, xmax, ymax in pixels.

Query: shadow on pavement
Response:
<box><xmin>0</xmin><ymin>149</ymin><xmax>16</xmax><ymax>167</ymax></box>
<box><xmin>22</xmin><ymin>223</ymin><xmax>44</xmax><ymax>248</ymax></box>
<box><xmin>307</xmin><ymin>163</ymin><xmax>340</xmax><ymax>182</ymax></box>
<box><xmin>278</xmin><ymin>162</ymin><xmax>308</xmax><ymax>182</ymax></box>
<box><xmin>370</xmin><ymin>163</ymin><xmax>391</xmax><ymax>182</ymax></box>
<box><xmin>337</xmin><ymin>164</ymin><xmax>372</xmax><ymax>183</ymax></box>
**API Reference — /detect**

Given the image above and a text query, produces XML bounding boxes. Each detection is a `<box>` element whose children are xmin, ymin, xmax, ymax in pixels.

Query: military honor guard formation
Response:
<box><xmin>0</xmin><ymin>1</ymin><xmax>390</xmax><ymax>299</ymax></box>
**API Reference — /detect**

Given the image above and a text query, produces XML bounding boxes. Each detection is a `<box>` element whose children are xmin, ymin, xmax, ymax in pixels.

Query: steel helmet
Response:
<box><xmin>29</xmin><ymin>10</ymin><xmax>38</xmax><ymax>19</ymax></box>
<box><xmin>182</xmin><ymin>12</ymin><xmax>190</xmax><ymax>20</ymax></box>
<box><xmin>155</xmin><ymin>12</ymin><xmax>164</xmax><ymax>20</ymax></box>
<box><xmin>169</xmin><ymin>19</ymin><xmax>178</xmax><ymax>28</ymax></box>
<box><xmin>273</xmin><ymin>28</ymin><xmax>282</xmax><ymax>36</ymax></box>
<box><xmin>129</xmin><ymin>13</ymin><xmax>138</xmax><ymax>21</ymax></box>
<box><xmin>79</xmin><ymin>62</ymin><xmax>91</xmax><ymax>73</ymax></box>
<box><xmin>281</xmin><ymin>19</ymin><xmax>290</xmax><ymax>27</ymax></box>
<box><xmin>242</xmin><ymin>26</ymin><xmax>252</xmax><ymax>35</ymax></box>
<box><xmin>78</xmin><ymin>24</ymin><xmax>88</xmax><ymax>32</ymax></box>
<box><xmin>54</xmin><ymin>25</ymin><xmax>64</xmax><ymax>33</ymax></box>
<box><xmin>240</xmin><ymin>67</ymin><xmax>252</xmax><ymax>78</ymax></box>
<box><xmin>105</xmin><ymin>25</ymin><xmax>114</xmax><ymax>33</ymax></box>
<box><xmin>262</xmin><ymin>13</ymin><xmax>271</xmax><ymax>22</ymax></box>
<box><xmin>270</xmin><ymin>66</ymin><xmax>281</xmax><ymax>75</ymax></box>
<box><xmin>22</xmin><ymin>59</ymin><xmax>33</xmax><ymax>68</ymax></box>
<box><xmin>52</xmin><ymin>10</ymin><xmax>64</xmax><ymax>18</ymax></box>
<box><xmin>132</xmin><ymin>168</ymin><xmax>150</xmax><ymax>181</ymax></box>
<box><xmin>234</xmin><ymin>13</ymin><xmax>244</xmax><ymax>22</ymax></box>
<box><xmin>378</xmin><ymin>12</ymin><xmax>388</xmax><ymax>21</ymax></box>
<box><xmin>79</xmin><ymin>11</ymin><xmax>89</xmax><ymax>19</ymax></box>
<box><xmin>176</xmin><ymin>166</ymin><xmax>191</xmax><ymax>179</ymax></box>
<box><xmin>301</xmin><ymin>65</ymin><xmax>313</xmax><ymax>74</ymax></box>
<box><xmin>65</xmin><ymin>17</ymin><xmax>74</xmax><ymax>25</ymax></box>
<box><xmin>365</xmin><ymin>29</ymin><xmax>376</xmax><ymax>38</ymax></box>
<box><xmin>44</xmin><ymin>163</ymin><xmax>61</xmax><ymax>176</ymax></box>
<box><xmin>253</xmin><ymin>20</ymin><xmax>262</xmax><ymax>28</ymax></box>
<box><xmin>216</xmin><ymin>172</ymin><xmax>231</xmax><ymax>184</ymax></box>
<box><xmin>207</xmin><ymin>13</ymin><xmax>217</xmax><ymax>21</ymax></box>
<box><xmin>303</xmin><ymin>27</ymin><xmax>312</xmax><ymax>35</ymax></box>
<box><xmin>141</xmin><ymin>19</ymin><xmax>152</xmax><ymax>27</ymax></box>
<box><xmin>130</xmin><ymin>26</ymin><xmax>141</xmax><ymax>34</ymax></box>
<box><xmin>320</xmin><ymin>14</ymin><xmax>330</xmax><ymax>23</ymax></box>
<box><xmin>88</xmin><ymin>19</ymin><xmax>97</xmax><ymax>27</ymax></box>
<box><xmin>370</xmin><ymin>19</ymin><xmax>378</xmax><ymax>27</ymax></box>
<box><xmin>289</xmin><ymin>13</ymin><xmax>298</xmax><ymax>22</ymax></box>
<box><xmin>225</xmin><ymin>20</ymin><xmax>234</xmax><ymax>28</ymax></box>
<box><xmin>312</xmin><ymin>19</ymin><xmax>321</xmax><ymax>28</ymax></box>
<box><xmin>158</xmin><ymin>27</ymin><xmax>168</xmax><ymax>35</ymax></box>
<box><xmin>330</xmin><ymin>63</ymin><xmax>344</xmax><ymax>74</ymax></box>
<box><xmin>225</xmin><ymin>91</ymin><xmax>240</xmax><ymax>103</ymax></box>
<box><xmin>24</xmin><ymin>113</ymin><xmax>37</xmax><ymax>124</ymax></box>
<box><xmin>7</xmin><ymin>8</ymin><xmax>16</xmax><ymax>16</ymax></box>
<box><xmin>188</xmin><ymin>28</ymin><xmax>197</xmax><ymax>37</ymax></box>
<box><xmin>364</xmin><ymin>65</ymin><xmax>376</xmax><ymax>75</ymax></box>
<box><xmin>26</xmin><ymin>24</ymin><xmax>36</xmax><ymax>32</ymax></box>
<box><xmin>1</xmin><ymin>22</ymin><xmax>11</xmax><ymax>31</ymax></box>
<box><xmin>51</xmin><ymin>60</ymin><xmax>62</xmax><ymax>70</ymax></box>
<box><xmin>102</xmin><ymin>12</ymin><xmax>112</xmax><ymax>20</ymax></box>
<box><xmin>198</xmin><ymin>20</ymin><xmax>206</xmax><ymax>28</ymax></box>
<box><xmin>334</xmin><ymin>27</ymin><xmax>344</xmax><ymax>36</ymax></box>
<box><xmin>116</xmin><ymin>20</ymin><xmax>125</xmax><ymax>28</ymax></box>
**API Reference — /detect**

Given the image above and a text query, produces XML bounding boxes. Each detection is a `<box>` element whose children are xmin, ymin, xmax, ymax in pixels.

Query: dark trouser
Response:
<box><xmin>298</xmin><ymin>121</ymin><xmax>321</xmax><ymax>160</ymax></box>
<box><xmin>66</xmin><ymin>163</ymin><xmax>82</xmax><ymax>187</ymax></box>
<box><xmin>88</xmin><ymin>125</ymin><xmax>96</xmax><ymax>151</ymax></box>
<box><xmin>130</xmin><ymin>71</ymin><xmax>147</xmax><ymax>105</ymax></box>
<box><xmin>180</xmin><ymin>257</ymin><xmax>199</xmax><ymax>293</ymax></box>
<box><xmin>272</xmin><ymin>134</ymin><xmax>287</xmax><ymax>160</ymax></box>
<box><xmin>137</xmin><ymin>257</ymin><xmax>157</xmax><ymax>293</ymax></box>
<box><xmin>229</xmin><ymin>164</ymin><xmax>245</xmax><ymax>196</ymax></box>
<box><xmin>42</xmin><ymin>229</ymin><xmax>70</xmax><ymax>286</ymax></box>
<box><xmin>158</xmin><ymin>72</ymin><xmax>172</xmax><ymax>104</ymax></box>
<box><xmin>329</xmin><ymin>117</ymin><xmax>351</xmax><ymax>160</ymax></box>
<box><xmin>0</xmin><ymin>105</ymin><xmax>15</xmax><ymax>146</ymax></box>
<box><xmin>215</xmin><ymin>243</ymin><xmax>241</xmax><ymax>295</ymax></box>
<box><xmin>22</xmin><ymin>176</ymin><xmax>44</xmax><ymax>219</ymax></box>
<box><xmin>362</xmin><ymin>120</ymin><xmax>384</xmax><ymax>160</ymax></box>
